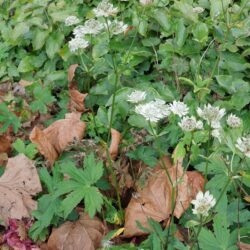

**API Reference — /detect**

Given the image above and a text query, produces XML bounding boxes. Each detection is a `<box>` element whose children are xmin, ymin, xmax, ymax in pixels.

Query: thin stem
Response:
<box><xmin>190</xmin><ymin>216</ymin><xmax>203</xmax><ymax>250</ymax></box>
<box><xmin>204</xmin><ymin>128</ymin><xmax>212</xmax><ymax>187</ymax></box>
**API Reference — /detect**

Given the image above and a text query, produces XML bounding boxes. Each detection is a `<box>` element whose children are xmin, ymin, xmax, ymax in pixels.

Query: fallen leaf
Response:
<box><xmin>238</xmin><ymin>242</ymin><xmax>250</xmax><ymax>250</ymax></box>
<box><xmin>123</xmin><ymin>157</ymin><xmax>204</xmax><ymax>237</ymax></box>
<box><xmin>68</xmin><ymin>82</ymin><xmax>88</xmax><ymax>113</ymax></box>
<box><xmin>0</xmin><ymin>154</ymin><xmax>42</xmax><ymax>225</ymax></box>
<box><xmin>68</xmin><ymin>64</ymin><xmax>79</xmax><ymax>83</ymax></box>
<box><xmin>0</xmin><ymin>134</ymin><xmax>11</xmax><ymax>154</ymax></box>
<box><xmin>30</xmin><ymin>112</ymin><xmax>86</xmax><ymax>166</ymax></box>
<box><xmin>47</xmin><ymin>213</ymin><xmax>105</xmax><ymax>250</ymax></box>
<box><xmin>109</xmin><ymin>129</ymin><xmax>121</xmax><ymax>161</ymax></box>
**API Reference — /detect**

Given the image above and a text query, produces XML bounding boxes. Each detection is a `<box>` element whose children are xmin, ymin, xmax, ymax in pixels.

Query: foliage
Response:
<box><xmin>0</xmin><ymin>0</ymin><xmax>250</xmax><ymax>248</ymax></box>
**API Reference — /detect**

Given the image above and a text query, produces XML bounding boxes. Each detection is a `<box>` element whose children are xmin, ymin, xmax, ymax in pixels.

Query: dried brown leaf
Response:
<box><xmin>109</xmin><ymin>129</ymin><xmax>121</xmax><ymax>161</ymax></box>
<box><xmin>47</xmin><ymin>213</ymin><xmax>105</xmax><ymax>250</ymax></box>
<box><xmin>123</xmin><ymin>157</ymin><xmax>204</xmax><ymax>237</ymax></box>
<box><xmin>30</xmin><ymin>112</ymin><xmax>86</xmax><ymax>166</ymax></box>
<box><xmin>0</xmin><ymin>154</ymin><xmax>42</xmax><ymax>225</ymax></box>
<box><xmin>68</xmin><ymin>64</ymin><xmax>79</xmax><ymax>83</ymax></box>
<box><xmin>0</xmin><ymin>134</ymin><xmax>11</xmax><ymax>154</ymax></box>
<box><xmin>238</xmin><ymin>242</ymin><xmax>250</xmax><ymax>250</ymax></box>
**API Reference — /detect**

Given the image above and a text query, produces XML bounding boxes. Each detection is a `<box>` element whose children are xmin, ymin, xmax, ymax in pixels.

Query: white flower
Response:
<box><xmin>227</xmin><ymin>114</ymin><xmax>241</xmax><ymax>128</ymax></box>
<box><xmin>193</xmin><ymin>7</ymin><xmax>204</xmax><ymax>13</ymax></box>
<box><xmin>178</xmin><ymin>116</ymin><xmax>203</xmax><ymax>132</ymax></box>
<box><xmin>102</xmin><ymin>240</ymin><xmax>113</xmax><ymax>249</ymax></box>
<box><xmin>236</xmin><ymin>136</ymin><xmax>250</xmax><ymax>158</ymax></box>
<box><xmin>135</xmin><ymin>99</ymin><xmax>170</xmax><ymax>122</ymax></box>
<box><xmin>69</xmin><ymin>37</ymin><xmax>89</xmax><ymax>53</ymax></box>
<box><xmin>197</xmin><ymin>104</ymin><xmax>225</xmax><ymax>129</ymax></box>
<box><xmin>169</xmin><ymin>101</ymin><xmax>189</xmax><ymax>117</ymax></box>
<box><xmin>93</xmin><ymin>0</ymin><xmax>119</xmax><ymax>17</ymax></box>
<box><xmin>211</xmin><ymin>129</ymin><xmax>222</xmax><ymax>142</ymax></box>
<box><xmin>127</xmin><ymin>90</ymin><xmax>146</xmax><ymax>103</ymax></box>
<box><xmin>74</xmin><ymin>19</ymin><xmax>104</xmax><ymax>37</ymax></box>
<box><xmin>140</xmin><ymin>0</ymin><xmax>153</xmax><ymax>5</ymax></box>
<box><xmin>109</xmin><ymin>20</ymin><xmax>128</xmax><ymax>35</ymax></box>
<box><xmin>191</xmin><ymin>191</ymin><xmax>216</xmax><ymax>217</ymax></box>
<box><xmin>65</xmin><ymin>16</ymin><xmax>80</xmax><ymax>26</ymax></box>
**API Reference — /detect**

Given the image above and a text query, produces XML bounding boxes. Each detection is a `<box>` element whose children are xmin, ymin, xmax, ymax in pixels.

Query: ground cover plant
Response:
<box><xmin>0</xmin><ymin>0</ymin><xmax>250</xmax><ymax>249</ymax></box>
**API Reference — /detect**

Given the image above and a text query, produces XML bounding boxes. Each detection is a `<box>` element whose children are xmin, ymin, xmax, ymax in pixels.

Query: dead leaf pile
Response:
<box><xmin>0</xmin><ymin>154</ymin><xmax>42</xmax><ymax>226</ymax></box>
<box><xmin>123</xmin><ymin>157</ymin><xmax>204</xmax><ymax>237</ymax></box>
<box><xmin>30</xmin><ymin>112</ymin><xmax>86</xmax><ymax>166</ymax></box>
<box><xmin>47</xmin><ymin>213</ymin><xmax>105</xmax><ymax>250</ymax></box>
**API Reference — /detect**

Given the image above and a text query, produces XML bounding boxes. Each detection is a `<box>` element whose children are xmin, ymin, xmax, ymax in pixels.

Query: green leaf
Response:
<box><xmin>193</xmin><ymin>22</ymin><xmax>208</xmax><ymax>43</ymax></box>
<box><xmin>18</xmin><ymin>56</ymin><xmax>34</xmax><ymax>73</ymax></box>
<box><xmin>92</xmin><ymin>39</ymin><xmax>109</xmax><ymax>59</ymax></box>
<box><xmin>151</xmin><ymin>9</ymin><xmax>170</xmax><ymax>31</ymax></box>
<box><xmin>0</xmin><ymin>103</ymin><xmax>21</xmax><ymax>133</ymax></box>
<box><xmin>46</xmin><ymin>32</ymin><xmax>64</xmax><ymax>59</ymax></box>
<box><xmin>61</xmin><ymin>188</ymin><xmax>85</xmax><ymax>218</ymax></box>
<box><xmin>83</xmin><ymin>186</ymin><xmax>103</xmax><ymax>218</ymax></box>
<box><xmin>82</xmin><ymin>153</ymin><xmax>104</xmax><ymax>185</ymax></box>
<box><xmin>32</xmin><ymin>29</ymin><xmax>49</xmax><ymax>50</ymax></box>
<box><xmin>198</xmin><ymin>228</ymin><xmax>219</xmax><ymax>250</ymax></box>
<box><xmin>12</xmin><ymin>139</ymin><xmax>37</xmax><ymax>159</ymax></box>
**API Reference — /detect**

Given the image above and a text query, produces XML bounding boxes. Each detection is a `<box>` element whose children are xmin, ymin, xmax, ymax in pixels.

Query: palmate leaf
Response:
<box><xmin>60</xmin><ymin>154</ymin><xmax>104</xmax><ymax>218</ymax></box>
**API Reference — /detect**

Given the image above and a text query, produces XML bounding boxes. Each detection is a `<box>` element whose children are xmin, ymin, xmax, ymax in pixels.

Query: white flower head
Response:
<box><xmin>102</xmin><ymin>240</ymin><xmax>113</xmax><ymax>249</ymax></box>
<box><xmin>127</xmin><ymin>90</ymin><xmax>146</xmax><ymax>103</ymax></box>
<box><xmin>169</xmin><ymin>101</ymin><xmax>189</xmax><ymax>117</ymax></box>
<box><xmin>93</xmin><ymin>0</ymin><xmax>119</xmax><ymax>17</ymax></box>
<box><xmin>227</xmin><ymin>114</ymin><xmax>241</xmax><ymax>128</ymax></box>
<box><xmin>191</xmin><ymin>191</ymin><xmax>216</xmax><ymax>217</ymax></box>
<box><xmin>69</xmin><ymin>37</ymin><xmax>89</xmax><ymax>53</ymax></box>
<box><xmin>140</xmin><ymin>0</ymin><xmax>153</xmax><ymax>6</ymax></box>
<box><xmin>211</xmin><ymin>129</ymin><xmax>222</xmax><ymax>142</ymax></box>
<box><xmin>178</xmin><ymin>116</ymin><xmax>203</xmax><ymax>132</ymax></box>
<box><xmin>109</xmin><ymin>20</ymin><xmax>128</xmax><ymax>35</ymax></box>
<box><xmin>65</xmin><ymin>16</ymin><xmax>80</xmax><ymax>26</ymax></box>
<box><xmin>236</xmin><ymin>136</ymin><xmax>250</xmax><ymax>158</ymax></box>
<box><xmin>197</xmin><ymin>104</ymin><xmax>225</xmax><ymax>129</ymax></box>
<box><xmin>74</xmin><ymin>19</ymin><xmax>104</xmax><ymax>37</ymax></box>
<box><xmin>193</xmin><ymin>7</ymin><xmax>204</xmax><ymax>14</ymax></box>
<box><xmin>135</xmin><ymin>99</ymin><xmax>170</xmax><ymax>123</ymax></box>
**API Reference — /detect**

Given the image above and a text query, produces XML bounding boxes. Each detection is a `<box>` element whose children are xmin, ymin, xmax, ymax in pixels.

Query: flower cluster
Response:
<box><xmin>65</xmin><ymin>15</ymin><xmax>80</xmax><ymax>26</ymax></box>
<box><xmin>191</xmin><ymin>191</ymin><xmax>216</xmax><ymax>217</ymax></box>
<box><xmin>135</xmin><ymin>99</ymin><xmax>170</xmax><ymax>123</ymax></box>
<box><xmin>93</xmin><ymin>0</ymin><xmax>118</xmax><ymax>17</ymax></box>
<box><xmin>66</xmin><ymin>0</ymin><xmax>127</xmax><ymax>53</ymax></box>
<box><xmin>169</xmin><ymin>101</ymin><xmax>189</xmax><ymax>117</ymax></box>
<box><xmin>235</xmin><ymin>136</ymin><xmax>250</xmax><ymax>158</ymax></box>
<box><xmin>178</xmin><ymin>116</ymin><xmax>203</xmax><ymax>132</ymax></box>
<box><xmin>227</xmin><ymin>114</ymin><xmax>241</xmax><ymax>128</ymax></box>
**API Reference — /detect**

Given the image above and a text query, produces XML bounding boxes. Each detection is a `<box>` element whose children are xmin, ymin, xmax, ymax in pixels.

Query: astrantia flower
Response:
<box><xmin>74</xmin><ymin>19</ymin><xmax>104</xmax><ymax>36</ymax></box>
<box><xmin>227</xmin><ymin>114</ymin><xmax>241</xmax><ymax>128</ymax></box>
<box><xmin>102</xmin><ymin>240</ymin><xmax>113</xmax><ymax>249</ymax></box>
<box><xmin>127</xmin><ymin>90</ymin><xmax>146</xmax><ymax>103</ymax></box>
<box><xmin>211</xmin><ymin>129</ymin><xmax>222</xmax><ymax>142</ymax></box>
<box><xmin>93</xmin><ymin>0</ymin><xmax>119</xmax><ymax>17</ymax></box>
<box><xmin>236</xmin><ymin>136</ymin><xmax>250</xmax><ymax>158</ymax></box>
<box><xmin>140</xmin><ymin>0</ymin><xmax>153</xmax><ymax>5</ymax></box>
<box><xmin>169</xmin><ymin>101</ymin><xmax>189</xmax><ymax>117</ymax></box>
<box><xmin>193</xmin><ymin>7</ymin><xmax>204</xmax><ymax>13</ymax></box>
<box><xmin>178</xmin><ymin>116</ymin><xmax>203</xmax><ymax>132</ymax></box>
<box><xmin>109</xmin><ymin>20</ymin><xmax>128</xmax><ymax>35</ymax></box>
<box><xmin>69</xmin><ymin>37</ymin><xmax>89</xmax><ymax>53</ymax></box>
<box><xmin>191</xmin><ymin>191</ymin><xmax>216</xmax><ymax>217</ymax></box>
<box><xmin>65</xmin><ymin>16</ymin><xmax>80</xmax><ymax>26</ymax></box>
<box><xmin>197</xmin><ymin>104</ymin><xmax>225</xmax><ymax>129</ymax></box>
<box><xmin>135</xmin><ymin>99</ymin><xmax>170</xmax><ymax>122</ymax></box>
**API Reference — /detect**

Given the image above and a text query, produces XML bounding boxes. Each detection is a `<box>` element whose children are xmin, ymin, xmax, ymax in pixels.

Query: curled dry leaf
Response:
<box><xmin>47</xmin><ymin>213</ymin><xmax>105</xmax><ymax>250</ymax></box>
<box><xmin>238</xmin><ymin>242</ymin><xmax>250</xmax><ymax>250</ymax></box>
<box><xmin>68</xmin><ymin>82</ymin><xmax>88</xmax><ymax>113</ymax></box>
<box><xmin>0</xmin><ymin>154</ymin><xmax>42</xmax><ymax>226</ymax></box>
<box><xmin>68</xmin><ymin>65</ymin><xmax>88</xmax><ymax>113</ymax></box>
<box><xmin>109</xmin><ymin>129</ymin><xmax>121</xmax><ymax>161</ymax></box>
<box><xmin>123</xmin><ymin>157</ymin><xmax>204</xmax><ymax>237</ymax></box>
<box><xmin>0</xmin><ymin>134</ymin><xmax>12</xmax><ymax>154</ymax></box>
<box><xmin>30</xmin><ymin>112</ymin><xmax>86</xmax><ymax>166</ymax></box>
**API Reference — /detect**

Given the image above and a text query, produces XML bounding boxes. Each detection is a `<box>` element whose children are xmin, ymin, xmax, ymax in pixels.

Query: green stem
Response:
<box><xmin>204</xmin><ymin>128</ymin><xmax>212</xmax><ymax>188</ymax></box>
<box><xmin>190</xmin><ymin>216</ymin><xmax>203</xmax><ymax>250</ymax></box>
